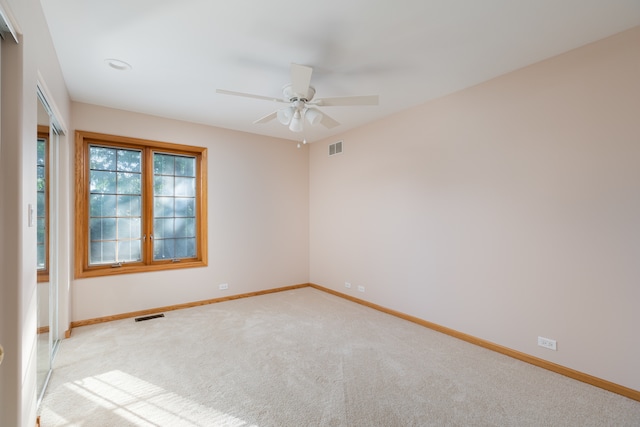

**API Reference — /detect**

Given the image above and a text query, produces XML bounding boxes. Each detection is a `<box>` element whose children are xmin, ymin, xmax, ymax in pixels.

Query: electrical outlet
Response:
<box><xmin>219</xmin><ymin>283</ymin><xmax>228</xmax><ymax>290</ymax></box>
<box><xmin>538</xmin><ymin>336</ymin><xmax>557</xmax><ymax>350</ymax></box>
<box><xmin>345</xmin><ymin>282</ymin><xmax>352</xmax><ymax>289</ymax></box>
<box><xmin>357</xmin><ymin>285</ymin><xmax>365</xmax><ymax>293</ymax></box>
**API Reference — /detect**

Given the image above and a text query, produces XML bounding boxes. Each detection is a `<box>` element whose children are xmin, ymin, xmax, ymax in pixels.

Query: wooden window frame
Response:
<box><xmin>75</xmin><ymin>131</ymin><xmax>208</xmax><ymax>278</ymax></box>
<box><xmin>37</xmin><ymin>125</ymin><xmax>50</xmax><ymax>283</ymax></box>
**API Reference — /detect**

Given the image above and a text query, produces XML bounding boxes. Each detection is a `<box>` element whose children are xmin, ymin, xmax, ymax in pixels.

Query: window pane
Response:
<box><xmin>37</xmin><ymin>192</ymin><xmax>46</xmax><ymax>216</ymax></box>
<box><xmin>117</xmin><ymin>218</ymin><xmax>141</xmax><ymax>239</ymax></box>
<box><xmin>154</xmin><ymin>175</ymin><xmax>174</xmax><ymax>196</ymax></box>
<box><xmin>116</xmin><ymin>195</ymin><xmax>141</xmax><ymax>217</ymax></box>
<box><xmin>36</xmin><ymin>165</ymin><xmax>47</xmax><ymax>186</ymax></box>
<box><xmin>154</xmin><ymin>154</ymin><xmax>175</xmax><ymax>175</ymax></box>
<box><xmin>153</xmin><ymin>239</ymin><xmax>174</xmax><ymax>260</ymax></box>
<box><xmin>154</xmin><ymin>197</ymin><xmax>174</xmax><ymax>217</ymax></box>
<box><xmin>117</xmin><ymin>240</ymin><xmax>141</xmax><ymax>262</ymax></box>
<box><xmin>37</xmin><ymin>139</ymin><xmax>46</xmax><ymax>166</ymax></box>
<box><xmin>175</xmin><ymin>177</ymin><xmax>195</xmax><ymax>197</ymax></box>
<box><xmin>37</xmin><ymin>245</ymin><xmax>46</xmax><ymax>270</ymax></box>
<box><xmin>175</xmin><ymin>156</ymin><xmax>195</xmax><ymax>177</ymax></box>
<box><xmin>37</xmin><ymin>175</ymin><xmax>46</xmax><ymax>193</ymax></box>
<box><xmin>36</xmin><ymin>218</ymin><xmax>46</xmax><ymax>244</ymax></box>
<box><xmin>187</xmin><ymin>238</ymin><xmax>196</xmax><ymax>257</ymax></box>
<box><xmin>175</xmin><ymin>218</ymin><xmax>195</xmax><ymax>238</ymax></box>
<box><xmin>175</xmin><ymin>198</ymin><xmax>194</xmax><ymax>217</ymax></box>
<box><xmin>90</xmin><ymin>170</ymin><xmax>117</xmax><ymax>194</ymax></box>
<box><xmin>117</xmin><ymin>172</ymin><xmax>141</xmax><ymax>195</ymax></box>
<box><xmin>90</xmin><ymin>194</ymin><xmax>117</xmax><ymax>217</ymax></box>
<box><xmin>154</xmin><ymin>218</ymin><xmax>174</xmax><ymax>239</ymax></box>
<box><xmin>90</xmin><ymin>218</ymin><xmax>116</xmax><ymax>241</ymax></box>
<box><xmin>89</xmin><ymin>146</ymin><xmax>117</xmax><ymax>171</ymax></box>
<box><xmin>90</xmin><ymin>241</ymin><xmax>116</xmax><ymax>264</ymax></box>
<box><xmin>175</xmin><ymin>238</ymin><xmax>196</xmax><ymax>258</ymax></box>
<box><xmin>117</xmin><ymin>149</ymin><xmax>142</xmax><ymax>172</ymax></box>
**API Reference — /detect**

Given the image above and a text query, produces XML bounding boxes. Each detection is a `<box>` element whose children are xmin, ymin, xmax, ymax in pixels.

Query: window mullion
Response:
<box><xmin>143</xmin><ymin>148</ymin><xmax>154</xmax><ymax>264</ymax></box>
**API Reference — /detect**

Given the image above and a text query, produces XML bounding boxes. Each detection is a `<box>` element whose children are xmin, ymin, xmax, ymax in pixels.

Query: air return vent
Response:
<box><xmin>329</xmin><ymin>140</ymin><xmax>343</xmax><ymax>156</ymax></box>
<box><xmin>135</xmin><ymin>313</ymin><xmax>165</xmax><ymax>322</ymax></box>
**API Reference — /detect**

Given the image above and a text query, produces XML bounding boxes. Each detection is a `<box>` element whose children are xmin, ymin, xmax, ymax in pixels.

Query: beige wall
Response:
<box><xmin>70</xmin><ymin>103</ymin><xmax>310</xmax><ymax>321</ymax></box>
<box><xmin>309</xmin><ymin>27</ymin><xmax>640</xmax><ymax>391</ymax></box>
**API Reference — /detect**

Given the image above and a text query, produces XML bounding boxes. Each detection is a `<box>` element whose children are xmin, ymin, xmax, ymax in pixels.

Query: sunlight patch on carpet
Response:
<box><xmin>44</xmin><ymin>370</ymin><xmax>255</xmax><ymax>426</ymax></box>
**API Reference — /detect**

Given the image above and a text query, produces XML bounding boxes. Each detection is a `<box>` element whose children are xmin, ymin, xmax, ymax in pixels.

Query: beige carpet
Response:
<box><xmin>39</xmin><ymin>287</ymin><xmax>640</xmax><ymax>426</ymax></box>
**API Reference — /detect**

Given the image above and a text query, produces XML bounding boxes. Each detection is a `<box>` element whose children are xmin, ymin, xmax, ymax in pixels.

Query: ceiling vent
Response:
<box><xmin>329</xmin><ymin>140</ymin><xmax>343</xmax><ymax>157</ymax></box>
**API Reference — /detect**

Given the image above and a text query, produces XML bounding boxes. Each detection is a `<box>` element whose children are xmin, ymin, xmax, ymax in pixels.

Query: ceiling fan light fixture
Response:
<box><xmin>305</xmin><ymin>108</ymin><xmax>322</xmax><ymax>126</ymax></box>
<box><xmin>289</xmin><ymin>111</ymin><xmax>303</xmax><ymax>132</ymax></box>
<box><xmin>277</xmin><ymin>107</ymin><xmax>294</xmax><ymax>125</ymax></box>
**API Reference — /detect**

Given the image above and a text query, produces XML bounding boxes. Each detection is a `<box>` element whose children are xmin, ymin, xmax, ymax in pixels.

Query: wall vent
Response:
<box><xmin>329</xmin><ymin>140</ymin><xmax>343</xmax><ymax>156</ymax></box>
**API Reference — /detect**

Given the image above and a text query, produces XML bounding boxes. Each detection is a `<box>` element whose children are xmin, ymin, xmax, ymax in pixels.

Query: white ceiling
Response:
<box><xmin>40</xmin><ymin>0</ymin><xmax>640</xmax><ymax>143</ymax></box>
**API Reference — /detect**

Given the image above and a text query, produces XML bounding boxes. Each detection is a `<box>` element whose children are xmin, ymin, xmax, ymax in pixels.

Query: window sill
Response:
<box><xmin>75</xmin><ymin>259</ymin><xmax>207</xmax><ymax>279</ymax></box>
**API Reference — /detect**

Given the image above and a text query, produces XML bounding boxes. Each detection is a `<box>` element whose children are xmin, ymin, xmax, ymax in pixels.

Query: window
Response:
<box><xmin>75</xmin><ymin>131</ymin><xmax>207</xmax><ymax>278</ymax></box>
<box><xmin>37</xmin><ymin>126</ymin><xmax>49</xmax><ymax>282</ymax></box>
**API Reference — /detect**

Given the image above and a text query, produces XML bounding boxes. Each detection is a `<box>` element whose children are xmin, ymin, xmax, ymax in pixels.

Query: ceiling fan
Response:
<box><xmin>216</xmin><ymin>63</ymin><xmax>378</xmax><ymax>133</ymax></box>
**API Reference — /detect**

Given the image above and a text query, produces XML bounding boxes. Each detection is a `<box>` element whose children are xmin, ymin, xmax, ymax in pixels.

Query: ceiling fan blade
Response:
<box><xmin>253</xmin><ymin>111</ymin><xmax>278</xmax><ymax>124</ymax></box>
<box><xmin>313</xmin><ymin>95</ymin><xmax>379</xmax><ymax>106</ymax></box>
<box><xmin>291</xmin><ymin>63</ymin><xmax>313</xmax><ymax>97</ymax></box>
<box><xmin>216</xmin><ymin>89</ymin><xmax>285</xmax><ymax>103</ymax></box>
<box><xmin>319</xmin><ymin>112</ymin><xmax>340</xmax><ymax>129</ymax></box>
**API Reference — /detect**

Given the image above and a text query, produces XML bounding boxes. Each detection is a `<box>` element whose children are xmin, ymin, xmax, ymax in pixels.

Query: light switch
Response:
<box><xmin>28</xmin><ymin>203</ymin><xmax>34</xmax><ymax>227</ymax></box>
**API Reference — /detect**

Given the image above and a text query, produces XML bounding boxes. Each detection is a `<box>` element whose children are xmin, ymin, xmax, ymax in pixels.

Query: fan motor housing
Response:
<box><xmin>283</xmin><ymin>84</ymin><xmax>315</xmax><ymax>102</ymax></box>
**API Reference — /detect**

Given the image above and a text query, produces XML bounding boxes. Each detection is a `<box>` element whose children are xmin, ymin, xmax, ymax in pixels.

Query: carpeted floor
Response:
<box><xmin>39</xmin><ymin>287</ymin><xmax>640</xmax><ymax>426</ymax></box>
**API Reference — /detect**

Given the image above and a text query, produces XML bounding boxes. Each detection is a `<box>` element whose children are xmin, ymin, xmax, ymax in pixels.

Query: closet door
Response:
<box><xmin>36</xmin><ymin>84</ymin><xmax>64</xmax><ymax>405</ymax></box>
